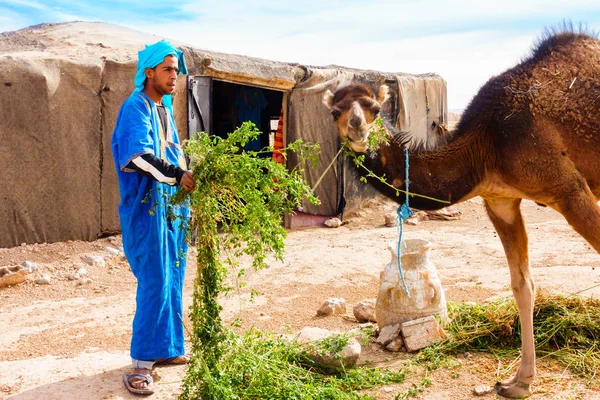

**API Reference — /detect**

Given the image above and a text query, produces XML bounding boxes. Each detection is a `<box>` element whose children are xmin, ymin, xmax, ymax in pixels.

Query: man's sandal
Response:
<box><xmin>123</xmin><ymin>373</ymin><xmax>154</xmax><ymax>395</ymax></box>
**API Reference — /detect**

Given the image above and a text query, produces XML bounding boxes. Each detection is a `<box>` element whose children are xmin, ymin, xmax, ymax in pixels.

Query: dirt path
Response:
<box><xmin>1</xmin><ymin>198</ymin><xmax>599</xmax><ymax>399</ymax></box>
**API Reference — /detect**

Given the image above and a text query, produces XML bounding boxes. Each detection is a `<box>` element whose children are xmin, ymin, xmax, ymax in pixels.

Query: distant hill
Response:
<box><xmin>449</xmin><ymin>111</ymin><xmax>462</xmax><ymax>122</ymax></box>
<box><xmin>448</xmin><ymin>111</ymin><xmax>462</xmax><ymax>130</ymax></box>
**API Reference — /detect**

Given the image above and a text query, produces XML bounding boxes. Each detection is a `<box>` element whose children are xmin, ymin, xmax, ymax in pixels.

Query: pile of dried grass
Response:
<box><xmin>441</xmin><ymin>291</ymin><xmax>600</xmax><ymax>380</ymax></box>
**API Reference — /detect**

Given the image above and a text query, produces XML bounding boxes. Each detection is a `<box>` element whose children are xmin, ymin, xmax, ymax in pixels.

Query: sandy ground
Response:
<box><xmin>1</xmin><ymin>197</ymin><xmax>600</xmax><ymax>399</ymax></box>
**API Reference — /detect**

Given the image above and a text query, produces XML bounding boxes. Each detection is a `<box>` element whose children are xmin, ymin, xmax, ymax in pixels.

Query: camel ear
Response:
<box><xmin>436</xmin><ymin>123</ymin><xmax>449</xmax><ymax>136</ymax></box>
<box><xmin>330</xmin><ymin>107</ymin><xmax>342</xmax><ymax>121</ymax></box>
<box><xmin>322</xmin><ymin>89</ymin><xmax>334</xmax><ymax>109</ymax></box>
<box><xmin>376</xmin><ymin>85</ymin><xmax>390</xmax><ymax>105</ymax></box>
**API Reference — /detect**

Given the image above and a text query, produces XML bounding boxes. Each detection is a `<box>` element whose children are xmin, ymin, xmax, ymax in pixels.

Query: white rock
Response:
<box><xmin>311</xmin><ymin>336</ymin><xmax>361</xmax><ymax>372</ymax></box>
<box><xmin>296</xmin><ymin>327</ymin><xmax>361</xmax><ymax>372</ymax></box>
<box><xmin>317</xmin><ymin>297</ymin><xmax>347</xmax><ymax>316</ymax></box>
<box><xmin>386</xmin><ymin>337</ymin><xmax>404</xmax><ymax>352</ymax></box>
<box><xmin>323</xmin><ymin>217</ymin><xmax>342</xmax><ymax>228</ymax></box>
<box><xmin>347</xmin><ymin>323</ymin><xmax>376</xmax><ymax>338</ymax></box>
<box><xmin>76</xmin><ymin>268</ymin><xmax>87</xmax><ymax>277</ymax></box>
<box><xmin>36</xmin><ymin>275</ymin><xmax>51</xmax><ymax>285</ymax></box>
<box><xmin>375</xmin><ymin>323</ymin><xmax>401</xmax><ymax>346</ymax></box>
<box><xmin>297</xmin><ymin>327</ymin><xmax>334</xmax><ymax>342</ymax></box>
<box><xmin>353</xmin><ymin>299</ymin><xmax>376</xmax><ymax>322</ymax></box>
<box><xmin>473</xmin><ymin>385</ymin><xmax>493</xmax><ymax>396</ymax></box>
<box><xmin>82</xmin><ymin>255</ymin><xmax>105</xmax><ymax>268</ymax></box>
<box><xmin>21</xmin><ymin>261</ymin><xmax>37</xmax><ymax>273</ymax></box>
<box><xmin>406</xmin><ymin>211</ymin><xmax>427</xmax><ymax>225</ymax></box>
<box><xmin>384</xmin><ymin>211</ymin><xmax>397</xmax><ymax>227</ymax></box>
<box><xmin>79</xmin><ymin>278</ymin><xmax>93</xmax><ymax>285</ymax></box>
<box><xmin>401</xmin><ymin>316</ymin><xmax>443</xmax><ymax>352</ymax></box>
<box><xmin>104</xmin><ymin>246</ymin><xmax>121</xmax><ymax>256</ymax></box>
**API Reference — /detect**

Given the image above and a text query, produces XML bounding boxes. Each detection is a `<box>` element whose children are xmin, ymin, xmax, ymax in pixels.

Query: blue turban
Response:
<box><xmin>133</xmin><ymin>40</ymin><xmax>188</xmax><ymax>113</ymax></box>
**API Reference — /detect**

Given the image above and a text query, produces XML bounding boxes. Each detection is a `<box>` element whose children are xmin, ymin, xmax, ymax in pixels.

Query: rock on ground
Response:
<box><xmin>317</xmin><ymin>297</ymin><xmax>346</xmax><ymax>316</ymax></box>
<box><xmin>353</xmin><ymin>298</ymin><xmax>376</xmax><ymax>322</ymax></box>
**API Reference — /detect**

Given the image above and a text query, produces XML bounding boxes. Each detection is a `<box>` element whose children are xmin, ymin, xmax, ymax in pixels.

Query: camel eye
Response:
<box><xmin>331</xmin><ymin>109</ymin><xmax>341</xmax><ymax>121</ymax></box>
<box><xmin>372</xmin><ymin>105</ymin><xmax>381</xmax><ymax>115</ymax></box>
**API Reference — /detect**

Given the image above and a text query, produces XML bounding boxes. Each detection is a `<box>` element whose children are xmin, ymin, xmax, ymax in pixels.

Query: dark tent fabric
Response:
<box><xmin>286</xmin><ymin>69</ymin><xmax>355</xmax><ymax>217</ymax></box>
<box><xmin>0</xmin><ymin>57</ymin><xmax>103</xmax><ymax>245</ymax></box>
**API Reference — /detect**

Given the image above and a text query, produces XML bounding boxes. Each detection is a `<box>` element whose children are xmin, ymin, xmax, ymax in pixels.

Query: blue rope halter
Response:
<box><xmin>396</xmin><ymin>147</ymin><xmax>413</xmax><ymax>296</ymax></box>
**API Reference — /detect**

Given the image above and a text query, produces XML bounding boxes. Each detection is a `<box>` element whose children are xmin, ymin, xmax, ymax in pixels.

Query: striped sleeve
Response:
<box><xmin>127</xmin><ymin>153</ymin><xmax>186</xmax><ymax>186</ymax></box>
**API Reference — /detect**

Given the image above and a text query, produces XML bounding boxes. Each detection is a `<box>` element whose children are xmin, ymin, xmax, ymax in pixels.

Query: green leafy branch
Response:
<box><xmin>314</xmin><ymin>117</ymin><xmax>450</xmax><ymax>205</ymax></box>
<box><xmin>169</xmin><ymin>122</ymin><xmax>323</xmax><ymax>399</ymax></box>
<box><xmin>347</xmin><ymin>117</ymin><xmax>450</xmax><ymax>205</ymax></box>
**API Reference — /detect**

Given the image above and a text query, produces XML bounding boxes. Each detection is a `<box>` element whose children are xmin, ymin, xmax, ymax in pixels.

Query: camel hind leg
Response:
<box><xmin>516</xmin><ymin>117</ymin><xmax>600</xmax><ymax>252</ymax></box>
<box><xmin>484</xmin><ymin>179</ymin><xmax>600</xmax><ymax>398</ymax></box>
<box><xmin>484</xmin><ymin>197</ymin><xmax>535</xmax><ymax>398</ymax></box>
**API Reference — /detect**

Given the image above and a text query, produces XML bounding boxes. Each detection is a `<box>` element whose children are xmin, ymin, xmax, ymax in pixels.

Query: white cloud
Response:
<box><xmin>51</xmin><ymin>11</ymin><xmax>88</xmax><ymax>22</ymax></box>
<box><xmin>1</xmin><ymin>0</ymin><xmax>48</xmax><ymax>11</ymax></box>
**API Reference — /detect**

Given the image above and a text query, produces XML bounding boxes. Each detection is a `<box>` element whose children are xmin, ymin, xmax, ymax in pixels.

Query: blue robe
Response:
<box><xmin>112</xmin><ymin>92</ymin><xmax>189</xmax><ymax>361</ymax></box>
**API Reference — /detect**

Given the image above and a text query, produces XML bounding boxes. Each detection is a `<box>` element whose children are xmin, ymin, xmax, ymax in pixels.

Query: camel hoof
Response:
<box><xmin>495</xmin><ymin>380</ymin><xmax>532</xmax><ymax>398</ymax></box>
<box><xmin>494</xmin><ymin>375</ymin><xmax>518</xmax><ymax>391</ymax></box>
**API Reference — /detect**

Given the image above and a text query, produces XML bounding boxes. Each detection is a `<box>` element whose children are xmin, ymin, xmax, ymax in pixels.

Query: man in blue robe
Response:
<box><xmin>111</xmin><ymin>41</ymin><xmax>194</xmax><ymax>395</ymax></box>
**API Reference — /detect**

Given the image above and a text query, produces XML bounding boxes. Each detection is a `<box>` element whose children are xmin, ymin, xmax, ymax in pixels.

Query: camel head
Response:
<box><xmin>323</xmin><ymin>83</ymin><xmax>389</xmax><ymax>152</ymax></box>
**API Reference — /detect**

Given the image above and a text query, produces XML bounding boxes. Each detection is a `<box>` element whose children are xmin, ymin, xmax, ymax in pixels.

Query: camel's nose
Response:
<box><xmin>349</xmin><ymin>116</ymin><xmax>362</xmax><ymax>128</ymax></box>
<box><xmin>349</xmin><ymin>101</ymin><xmax>364</xmax><ymax>128</ymax></box>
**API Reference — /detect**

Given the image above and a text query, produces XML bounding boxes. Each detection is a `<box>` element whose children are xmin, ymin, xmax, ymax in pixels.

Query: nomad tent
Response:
<box><xmin>0</xmin><ymin>22</ymin><xmax>447</xmax><ymax>248</ymax></box>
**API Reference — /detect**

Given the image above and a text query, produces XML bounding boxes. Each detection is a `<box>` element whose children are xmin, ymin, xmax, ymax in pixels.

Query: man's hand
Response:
<box><xmin>180</xmin><ymin>171</ymin><xmax>195</xmax><ymax>192</ymax></box>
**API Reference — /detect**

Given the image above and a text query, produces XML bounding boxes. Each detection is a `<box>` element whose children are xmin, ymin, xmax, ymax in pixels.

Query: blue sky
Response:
<box><xmin>2</xmin><ymin>1</ymin><xmax>600</xmax><ymax>111</ymax></box>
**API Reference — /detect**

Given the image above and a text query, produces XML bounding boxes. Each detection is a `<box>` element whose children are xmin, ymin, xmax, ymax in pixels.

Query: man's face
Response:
<box><xmin>145</xmin><ymin>55</ymin><xmax>179</xmax><ymax>95</ymax></box>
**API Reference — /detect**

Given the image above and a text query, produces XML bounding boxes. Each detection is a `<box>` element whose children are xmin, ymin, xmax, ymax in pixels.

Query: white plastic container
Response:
<box><xmin>376</xmin><ymin>239</ymin><xmax>447</xmax><ymax>329</ymax></box>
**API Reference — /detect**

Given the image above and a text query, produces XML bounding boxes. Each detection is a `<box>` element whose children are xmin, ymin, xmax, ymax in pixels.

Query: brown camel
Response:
<box><xmin>323</xmin><ymin>30</ymin><xmax>600</xmax><ymax>398</ymax></box>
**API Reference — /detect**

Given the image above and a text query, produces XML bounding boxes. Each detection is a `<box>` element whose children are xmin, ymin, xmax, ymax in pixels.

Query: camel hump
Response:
<box><xmin>530</xmin><ymin>28</ymin><xmax>598</xmax><ymax>63</ymax></box>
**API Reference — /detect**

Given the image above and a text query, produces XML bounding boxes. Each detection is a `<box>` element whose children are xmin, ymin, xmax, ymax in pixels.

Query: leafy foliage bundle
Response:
<box><xmin>169</xmin><ymin>122</ymin><xmax>320</xmax><ymax>398</ymax></box>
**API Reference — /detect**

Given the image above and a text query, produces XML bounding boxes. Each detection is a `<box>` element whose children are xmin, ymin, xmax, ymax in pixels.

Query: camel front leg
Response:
<box><xmin>551</xmin><ymin>183</ymin><xmax>600</xmax><ymax>253</ymax></box>
<box><xmin>484</xmin><ymin>198</ymin><xmax>535</xmax><ymax>398</ymax></box>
